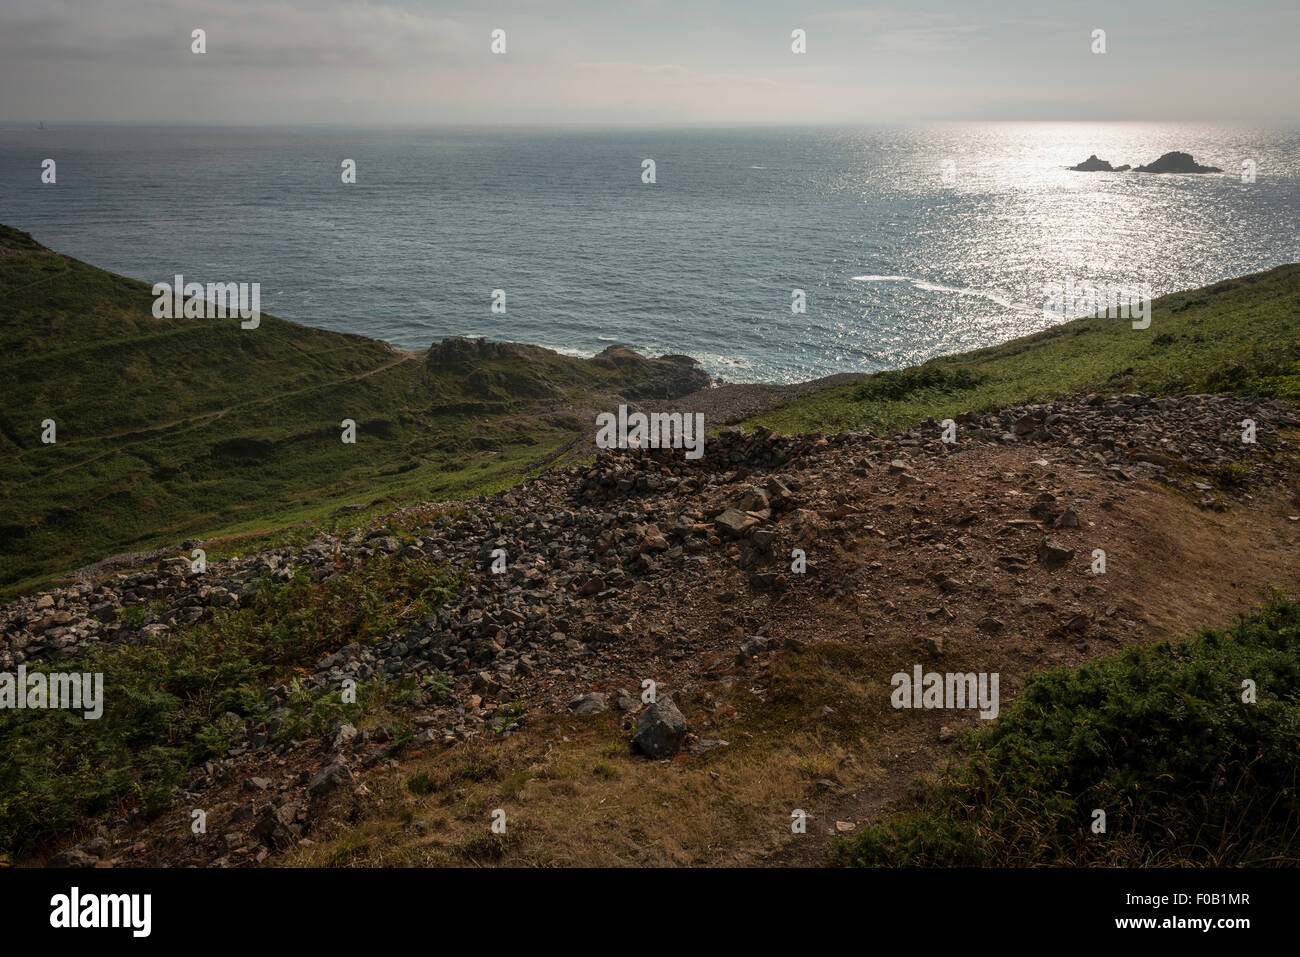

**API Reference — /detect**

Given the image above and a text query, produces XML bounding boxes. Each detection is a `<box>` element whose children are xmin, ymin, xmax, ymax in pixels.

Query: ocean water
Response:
<box><xmin>1</xmin><ymin>122</ymin><xmax>1297</xmax><ymax>384</ymax></box>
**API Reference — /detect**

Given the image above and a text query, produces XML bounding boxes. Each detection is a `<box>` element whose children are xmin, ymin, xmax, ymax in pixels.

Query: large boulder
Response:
<box><xmin>633</xmin><ymin>698</ymin><xmax>687</xmax><ymax>759</ymax></box>
<box><xmin>591</xmin><ymin>345</ymin><xmax>712</xmax><ymax>400</ymax></box>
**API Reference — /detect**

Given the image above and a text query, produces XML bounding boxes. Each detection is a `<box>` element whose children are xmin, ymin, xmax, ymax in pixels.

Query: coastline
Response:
<box><xmin>388</xmin><ymin>333</ymin><xmax>868</xmax><ymax>423</ymax></box>
<box><xmin>4</xmin><ymin>219</ymin><xmax>1298</xmax><ymax>599</ymax></box>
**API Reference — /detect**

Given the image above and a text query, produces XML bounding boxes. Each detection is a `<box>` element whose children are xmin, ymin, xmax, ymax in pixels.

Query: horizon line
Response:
<box><xmin>4</xmin><ymin>119</ymin><xmax>1299</xmax><ymax>130</ymax></box>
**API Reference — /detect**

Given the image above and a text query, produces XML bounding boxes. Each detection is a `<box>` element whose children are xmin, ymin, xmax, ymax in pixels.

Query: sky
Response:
<box><xmin>1</xmin><ymin>0</ymin><xmax>1297</xmax><ymax>126</ymax></box>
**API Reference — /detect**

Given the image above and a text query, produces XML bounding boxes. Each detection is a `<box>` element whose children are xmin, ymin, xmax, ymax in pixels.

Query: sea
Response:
<box><xmin>1</xmin><ymin>122</ymin><xmax>1297</xmax><ymax>384</ymax></box>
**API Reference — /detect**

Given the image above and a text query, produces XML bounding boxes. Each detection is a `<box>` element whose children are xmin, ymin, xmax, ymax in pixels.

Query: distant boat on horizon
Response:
<box><xmin>37</xmin><ymin>122</ymin><xmax>46</xmax><ymax>131</ymax></box>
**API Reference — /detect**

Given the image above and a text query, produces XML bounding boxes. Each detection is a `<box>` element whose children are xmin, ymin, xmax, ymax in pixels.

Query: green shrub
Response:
<box><xmin>0</xmin><ymin>554</ymin><xmax>462</xmax><ymax>855</ymax></box>
<box><xmin>831</xmin><ymin>592</ymin><xmax>1300</xmax><ymax>867</ymax></box>
<box><xmin>853</xmin><ymin>364</ymin><xmax>983</xmax><ymax>403</ymax></box>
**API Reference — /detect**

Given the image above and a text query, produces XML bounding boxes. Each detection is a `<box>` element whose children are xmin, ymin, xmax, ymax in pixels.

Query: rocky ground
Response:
<box><xmin>6</xmin><ymin>390</ymin><xmax>1298</xmax><ymax>868</ymax></box>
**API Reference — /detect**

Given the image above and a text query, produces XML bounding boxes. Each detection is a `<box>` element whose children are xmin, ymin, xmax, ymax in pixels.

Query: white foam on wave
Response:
<box><xmin>527</xmin><ymin>342</ymin><xmax>599</xmax><ymax>359</ymax></box>
<box><xmin>851</xmin><ymin>274</ymin><xmax>1036</xmax><ymax>311</ymax></box>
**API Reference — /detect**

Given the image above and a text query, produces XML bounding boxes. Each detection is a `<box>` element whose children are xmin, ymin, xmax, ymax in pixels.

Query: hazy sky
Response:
<box><xmin>1</xmin><ymin>0</ymin><xmax>1297</xmax><ymax>125</ymax></box>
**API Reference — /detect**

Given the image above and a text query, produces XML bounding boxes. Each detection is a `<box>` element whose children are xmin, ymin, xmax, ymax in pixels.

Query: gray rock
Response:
<box><xmin>633</xmin><ymin>697</ymin><xmax>687</xmax><ymax>759</ymax></box>
<box><xmin>471</xmin><ymin>671</ymin><xmax>502</xmax><ymax>696</ymax></box>
<box><xmin>569</xmin><ymin>692</ymin><xmax>608</xmax><ymax>715</ymax></box>
<box><xmin>307</xmin><ymin>761</ymin><xmax>353</xmax><ymax>798</ymax></box>
<box><xmin>688</xmin><ymin>738</ymin><xmax>728</xmax><ymax>757</ymax></box>
<box><xmin>737</xmin><ymin>635</ymin><xmax>771</xmax><ymax>661</ymax></box>
<box><xmin>1037</xmin><ymin>536</ymin><xmax>1075</xmax><ymax>569</ymax></box>
<box><xmin>332</xmin><ymin>723</ymin><xmax>359</xmax><ymax>751</ymax></box>
<box><xmin>49</xmin><ymin>848</ymin><xmax>98</xmax><ymax>868</ymax></box>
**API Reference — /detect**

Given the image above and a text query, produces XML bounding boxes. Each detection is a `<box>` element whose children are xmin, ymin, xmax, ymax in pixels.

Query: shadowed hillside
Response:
<box><xmin>0</xmin><ymin>225</ymin><xmax>708</xmax><ymax>596</ymax></box>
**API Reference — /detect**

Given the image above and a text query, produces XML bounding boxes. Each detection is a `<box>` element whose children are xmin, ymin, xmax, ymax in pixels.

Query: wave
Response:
<box><xmin>851</xmin><ymin>274</ymin><xmax>1037</xmax><ymax>311</ymax></box>
<box><xmin>544</xmin><ymin>344</ymin><xmax>600</xmax><ymax>358</ymax></box>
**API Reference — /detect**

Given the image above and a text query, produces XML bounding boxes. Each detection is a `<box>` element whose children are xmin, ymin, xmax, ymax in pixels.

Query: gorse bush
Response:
<box><xmin>831</xmin><ymin>593</ymin><xmax>1300</xmax><ymax>867</ymax></box>
<box><xmin>853</xmin><ymin>365</ymin><xmax>984</xmax><ymax>403</ymax></box>
<box><xmin>222</xmin><ymin>554</ymin><xmax>465</xmax><ymax>675</ymax></box>
<box><xmin>0</xmin><ymin>553</ymin><xmax>462</xmax><ymax>856</ymax></box>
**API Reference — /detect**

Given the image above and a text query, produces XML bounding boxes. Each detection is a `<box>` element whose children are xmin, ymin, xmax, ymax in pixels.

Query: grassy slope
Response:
<box><xmin>0</xmin><ymin>226</ymin><xmax>673</xmax><ymax>596</ymax></box>
<box><xmin>744</xmin><ymin>264</ymin><xmax>1300</xmax><ymax>436</ymax></box>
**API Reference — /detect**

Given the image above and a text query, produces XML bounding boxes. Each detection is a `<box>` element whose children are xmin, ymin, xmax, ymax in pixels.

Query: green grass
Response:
<box><xmin>0</xmin><ymin>550</ymin><xmax>462</xmax><ymax>857</ymax></box>
<box><xmin>830</xmin><ymin>592</ymin><xmax>1300</xmax><ymax>867</ymax></box>
<box><xmin>746</xmin><ymin>265</ymin><xmax>1300</xmax><ymax>435</ymax></box>
<box><xmin>0</xmin><ymin>225</ymin><xmax>692</xmax><ymax>597</ymax></box>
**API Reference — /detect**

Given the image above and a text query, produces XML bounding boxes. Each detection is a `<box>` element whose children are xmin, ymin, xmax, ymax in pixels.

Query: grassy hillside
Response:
<box><xmin>745</xmin><ymin>264</ymin><xmax>1300</xmax><ymax>435</ymax></box>
<box><xmin>5</xmin><ymin>224</ymin><xmax>1296</xmax><ymax>599</ymax></box>
<box><xmin>0</xmin><ymin>225</ymin><xmax>696</xmax><ymax>597</ymax></box>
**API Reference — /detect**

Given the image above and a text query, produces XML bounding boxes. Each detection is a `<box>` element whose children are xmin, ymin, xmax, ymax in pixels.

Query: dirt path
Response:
<box><xmin>650</xmin><ymin>372</ymin><xmax>867</xmax><ymax>424</ymax></box>
<box><xmin>752</xmin><ymin>473</ymin><xmax>1300</xmax><ymax>867</ymax></box>
<box><xmin>27</xmin><ymin>353</ymin><xmax>418</xmax><ymax>479</ymax></box>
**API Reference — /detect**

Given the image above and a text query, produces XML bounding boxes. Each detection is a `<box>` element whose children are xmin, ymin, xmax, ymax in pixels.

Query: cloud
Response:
<box><xmin>0</xmin><ymin>0</ymin><xmax>1295</xmax><ymax>124</ymax></box>
<box><xmin>0</xmin><ymin>0</ymin><xmax>477</xmax><ymax>67</ymax></box>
